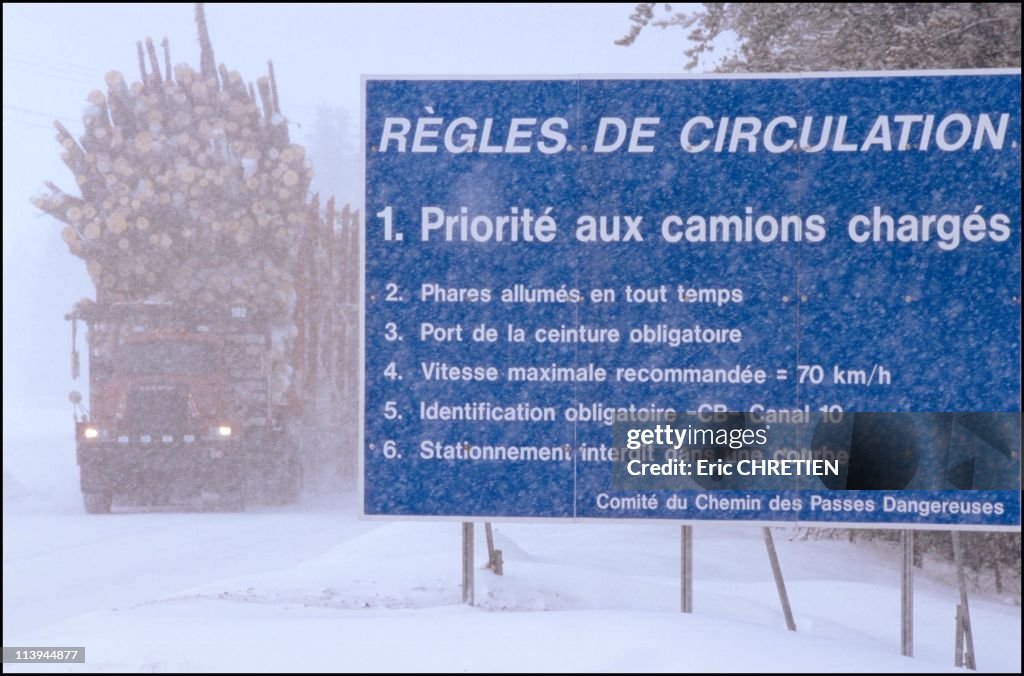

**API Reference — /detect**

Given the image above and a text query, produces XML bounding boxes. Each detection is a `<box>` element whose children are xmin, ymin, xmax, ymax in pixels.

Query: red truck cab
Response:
<box><xmin>69</xmin><ymin>301</ymin><xmax>299</xmax><ymax>513</ymax></box>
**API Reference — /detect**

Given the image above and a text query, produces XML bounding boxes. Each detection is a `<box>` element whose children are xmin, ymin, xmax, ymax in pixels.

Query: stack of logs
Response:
<box><xmin>34</xmin><ymin>6</ymin><xmax>359</xmax><ymax>420</ymax></box>
<box><xmin>34</xmin><ymin>39</ymin><xmax>311</xmax><ymax>319</ymax></box>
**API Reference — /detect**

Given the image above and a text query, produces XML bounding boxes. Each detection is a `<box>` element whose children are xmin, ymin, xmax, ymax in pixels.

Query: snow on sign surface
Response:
<box><xmin>363</xmin><ymin>72</ymin><xmax>1022</xmax><ymax>528</ymax></box>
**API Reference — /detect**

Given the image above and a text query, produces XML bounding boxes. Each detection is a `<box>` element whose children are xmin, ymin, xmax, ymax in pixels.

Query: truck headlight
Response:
<box><xmin>83</xmin><ymin>426</ymin><xmax>99</xmax><ymax>440</ymax></box>
<box><xmin>217</xmin><ymin>425</ymin><xmax>232</xmax><ymax>438</ymax></box>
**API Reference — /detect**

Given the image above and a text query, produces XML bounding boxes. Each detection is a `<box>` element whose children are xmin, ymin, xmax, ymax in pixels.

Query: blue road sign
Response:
<box><xmin>363</xmin><ymin>73</ymin><xmax>1021</xmax><ymax>528</ymax></box>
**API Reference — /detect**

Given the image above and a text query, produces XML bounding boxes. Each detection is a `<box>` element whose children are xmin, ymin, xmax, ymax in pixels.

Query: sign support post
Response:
<box><xmin>484</xmin><ymin>522</ymin><xmax>503</xmax><ymax>575</ymax></box>
<box><xmin>461</xmin><ymin>522</ymin><xmax>474</xmax><ymax>605</ymax></box>
<box><xmin>762</xmin><ymin>527</ymin><xmax>796</xmax><ymax>631</ymax></box>
<box><xmin>901</xmin><ymin>530</ymin><xmax>914</xmax><ymax>657</ymax></box>
<box><xmin>951</xmin><ymin>531</ymin><xmax>976</xmax><ymax>670</ymax></box>
<box><xmin>680</xmin><ymin>524</ymin><xmax>693</xmax><ymax>613</ymax></box>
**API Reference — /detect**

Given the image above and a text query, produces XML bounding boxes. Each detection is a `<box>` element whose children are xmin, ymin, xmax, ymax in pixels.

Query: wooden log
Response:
<box><xmin>45</xmin><ymin>180</ymin><xmax>85</xmax><ymax>208</ymax></box>
<box><xmin>256</xmin><ymin>76</ymin><xmax>273</xmax><ymax>121</ymax></box>
<box><xmin>218</xmin><ymin>64</ymin><xmax>231</xmax><ymax>96</ymax></box>
<box><xmin>324</xmin><ymin>195</ymin><xmax>336</xmax><ymax>276</ymax></box>
<box><xmin>54</xmin><ymin>120</ymin><xmax>82</xmax><ymax>153</ymax></box>
<box><xmin>106</xmin><ymin>212</ymin><xmax>129</xmax><ymax>235</ymax></box>
<box><xmin>107</xmin><ymin>69</ymin><xmax>137</xmax><ymax>134</ymax></box>
<box><xmin>144</xmin><ymin>107</ymin><xmax>164</xmax><ymax>133</ymax></box>
<box><xmin>34</xmin><ymin>184</ymin><xmax>85</xmax><ymax>224</ymax></box>
<box><xmin>136</xmin><ymin>41</ymin><xmax>148</xmax><ymax>85</ymax></box>
<box><xmin>268</xmin><ymin>60</ymin><xmax>281</xmax><ymax>114</ymax></box>
<box><xmin>174</xmin><ymin>64</ymin><xmax>195</xmax><ymax>85</ymax></box>
<box><xmin>223</xmin><ymin>69</ymin><xmax>247</xmax><ymax>100</ymax></box>
<box><xmin>161</xmin><ymin>38</ymin><xmax>172</xmax><ymax>83</ymax></box>
<box><xmin>145</xmin><ymin>38</ymin><xmax>163</xmax><ymax>87</ymax></box>
<box><xmin>195</xmin><ymin>3</ymin><xmax>218</xmax><ymax>86</ymax></box>
<box><xmin>32</xmin><ymin>195</ymin><xmax>68</xmax><ymax>224</ymax></box>
<box><xmin>83</xmin><ymin>221</ymin><xmax>102</xmax><ymax>240</ymax></box>
<box><xmin>113</xmin><ymin>156</ymin><xmax>133</xmax><ymax>177</ymax></box>
<box><xmin>82</xmin><ymin>90</ymin><xmax>113</xmax><ymax>153</ymax></box>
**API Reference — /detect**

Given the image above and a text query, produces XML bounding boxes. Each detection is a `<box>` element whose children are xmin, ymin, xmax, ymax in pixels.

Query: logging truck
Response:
<box><xmin>37</xmin><ymin>6</ymin><xmax>359</xmax><ymax>512</ymax></box>
<box><xmin>68</xmin><ymin>300</ymin><xmax>303</xmax><ymax>513</ymax></box>
<box><xmin>34</xmin><ymin>5</ymin><xmax>360</xmax><ymax>512</ymax></box>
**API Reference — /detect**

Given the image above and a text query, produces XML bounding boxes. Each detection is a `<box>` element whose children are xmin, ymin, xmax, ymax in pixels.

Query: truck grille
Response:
<box><xmin>124</xmin><ymin>385</ymin><xmax>190</xmax><ymax>433</ymax></box>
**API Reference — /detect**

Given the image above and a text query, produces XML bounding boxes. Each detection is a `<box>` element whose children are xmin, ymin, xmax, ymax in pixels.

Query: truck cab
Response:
<box><xmin>69</xmin><ymin>301</ymin><xmax>300</xmax><ymax>513</ymax></box>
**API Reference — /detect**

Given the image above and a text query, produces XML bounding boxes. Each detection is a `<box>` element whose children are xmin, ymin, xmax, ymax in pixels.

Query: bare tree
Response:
<box><xmin>618</xmin><ymin>3</ymin><xmax>1022</xmax><ymax>71</ymax></box>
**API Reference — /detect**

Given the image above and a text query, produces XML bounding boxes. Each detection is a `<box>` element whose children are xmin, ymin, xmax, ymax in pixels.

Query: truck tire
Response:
<box><xmin>83</xmin><ymin>492</ymin><xmax>112</xmax><ymax>514</ymax></box>
<box><xmin>266</xmin><ymin>457</ymin><xmax>302</xmax><ymax>505</ymax></box>
<box><xmin>282</xmin><ymin>458</ymin><xmax>302</xmax><ymax>504</ymax></box>
<box><xmin>201</xmin><ymin>492</ymin><xmax>245</xmax><ymax>512</ymax></box>
<box><xmin>217</xmin><ymin>488</ymin><xmax>246</xmax><ymax>512</ymax></box>
<box><xmin>247</xmin><ymin>454</ymin><xmax>302</xmax><ymax>506</ymax></box>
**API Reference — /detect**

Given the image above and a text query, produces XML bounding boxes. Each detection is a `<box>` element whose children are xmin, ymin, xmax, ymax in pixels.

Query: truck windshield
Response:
<box><xmin>118</xmin><ymin>341</ymin><xmax>220</xmax><ymax>376</ymax></box>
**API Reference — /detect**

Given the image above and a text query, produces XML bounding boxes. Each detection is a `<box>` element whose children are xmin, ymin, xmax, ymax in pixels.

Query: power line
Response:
<box><xmin>3</xmin><ymin>116</ymin><xmax>55</xmax><ymax>131</ymax></box>
<box><xmin>3</xmin><ymin>47</ymin><xmax>111</xmax><ymax>74</ymax></box>
<box><xmin>3</xmin><ymin>104</ymin><xmax>78</xmax><ymax>125</ymax></box>
<box><xmin>3</xmin><ymin>48</ymin><xmax>106</xmax><ymax>77</ymax></box>
<box><xmin>3</xmin><ymin>61</ymin><xmax>99</xmax><ymax>89</ymax></box>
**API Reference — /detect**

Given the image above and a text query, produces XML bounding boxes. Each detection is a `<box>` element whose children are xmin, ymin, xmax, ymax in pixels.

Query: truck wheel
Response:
<box><xmin>198</xmin><ymin>486</ymin><xmax>245</xmax><ymax>512</ymax></box>
<box><xmin>218</xmin><ymin>489</ymin><xmax>246</xmax><ymax>512</ymax></box>
<box><xmin>254</xmin><ymin>458</ymin><xmax>302</xmax><ymax>506</ymax></box>
<box><xmin>83</xmin><ymin>492</ymin><xmax>112</xmax><ymax>514</ymax></box>
<box><xmin>282</xmin><ymin>458</ymin><xmax>302</xmax><ymax>504</ymax></box>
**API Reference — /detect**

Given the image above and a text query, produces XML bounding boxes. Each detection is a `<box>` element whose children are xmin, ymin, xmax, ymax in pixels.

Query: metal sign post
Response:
<box><xmin>951</xmin><ymin>531</ymin><xmax>976</xmax><ymax>669</ymax></box>
<box><xmin>461</xmin><ymin>522</ymin><xmax>474</xmax><ymax>605</ymax></box>
<box><xmin>901</xmin><ymin>530</ymin><xmax>914</xmax><ymax>657</ymax></box>
<box><xmin>484</xmin><ymin>522</ymin><xmax>503</xmax><ymax>575</ymax></box>
<box><xmin>762</xmin><ymin>528</ymin><xmax>796</xmax><ymax>631</ymax></box>
<box><xmin>680</xmin><ymin>525</ymin><xmax>693</xmax><ymax>613</ymax></box>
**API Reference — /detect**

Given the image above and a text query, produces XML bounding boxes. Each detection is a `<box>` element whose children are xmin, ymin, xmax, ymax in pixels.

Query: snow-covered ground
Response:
<box><xmin>3</xmin><ymin>433</ymin><xmax>1020</xmax><ymax>673</ymax></box>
